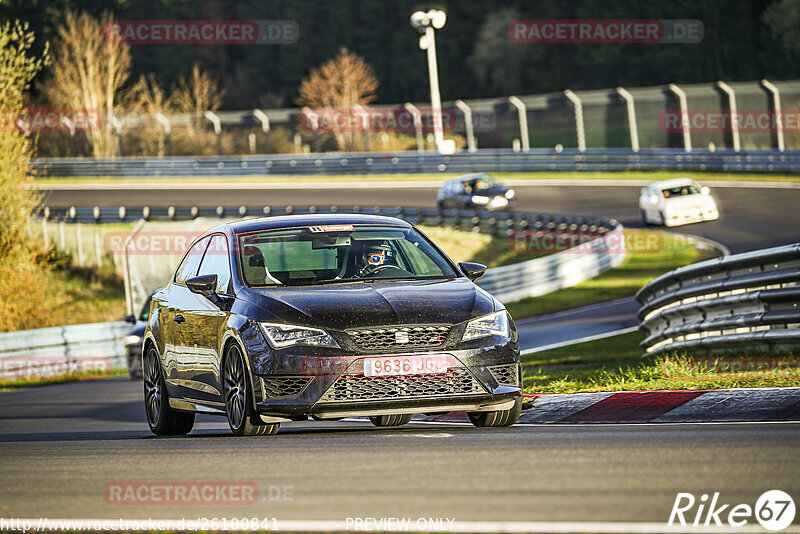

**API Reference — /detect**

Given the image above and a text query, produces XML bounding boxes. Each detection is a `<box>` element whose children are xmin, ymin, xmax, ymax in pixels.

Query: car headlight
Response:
<box><xmin>260</xmin><ymin>322</ymin><xmax>340</xmax><ymax>349</ymax></box>
<box><xmin>124</xmin><ymin>334</ymin><xmax>141</xmax><ymax>346</ymax></box>
<box><xmin>505</xmin><ymin>189</ymin><xmax>515</xmax><ymax>199</ymax></box>
<box><xmin>462</xmin><ymin>311</ymin><xmax>510</xmax><ymax>341</ymax></box>
<box><xmin>471</xmin><ymin>195</ymin><xmax>489</xmax><ymax>205</ymax></box>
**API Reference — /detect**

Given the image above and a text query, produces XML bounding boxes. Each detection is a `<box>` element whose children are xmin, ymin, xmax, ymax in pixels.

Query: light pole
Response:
<box><xmin>410</xmin><ymin>9</ymin><xmax>446</xmax><ymax>153</ymax></box>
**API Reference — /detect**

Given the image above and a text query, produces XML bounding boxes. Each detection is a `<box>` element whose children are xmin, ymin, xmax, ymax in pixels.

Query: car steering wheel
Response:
<box><xmin>361</xmin><ymin>264</ymin><xmax>406</xmax><ymax>278</ymax></box>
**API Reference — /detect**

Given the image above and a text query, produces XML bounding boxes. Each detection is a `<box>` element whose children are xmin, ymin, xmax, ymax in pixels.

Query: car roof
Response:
<box><xmin>211</xmin><ymin>213</ymin><xmax>414</xmax><ymax>235</ymax></box>
<box><xmin>649</xmin><ymin>178</ymin><xmax>700</xmax><ymax>189</ymax></box>
<box><xmin>448</xmin><ymin>173</ymin><xmax>491</xmax><ymax>183</ymax></box>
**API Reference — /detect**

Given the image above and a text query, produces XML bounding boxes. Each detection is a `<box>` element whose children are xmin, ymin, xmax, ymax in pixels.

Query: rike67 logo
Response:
<box><xmin>669</xmin><ymin>490</ymin><xmax>796</xmax><ymax>531</ymax></box>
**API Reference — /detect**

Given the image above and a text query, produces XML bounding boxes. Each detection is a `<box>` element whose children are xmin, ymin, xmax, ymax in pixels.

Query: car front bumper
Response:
<box><xmin>251</xmin><ymin>343</ymin><xmax>521</xmax><ymax>420</ymax></box>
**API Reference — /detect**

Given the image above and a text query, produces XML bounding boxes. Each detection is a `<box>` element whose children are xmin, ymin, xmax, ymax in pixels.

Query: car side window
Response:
<box><xmin>197</xmin><ymin>234</ymin><xmax>232</xmax><ymax>293</ymax></box>
<box><xmin>174</xmin><ymin>236</ymin><xmax>210</xmax><ymax>284</ymax></box>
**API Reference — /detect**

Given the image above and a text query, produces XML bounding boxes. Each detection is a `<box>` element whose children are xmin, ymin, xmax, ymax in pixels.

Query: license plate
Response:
<box><xmin>363</xmin><ymin>355</ymin><xmax>450</xmax><ymax>377</ymax></box>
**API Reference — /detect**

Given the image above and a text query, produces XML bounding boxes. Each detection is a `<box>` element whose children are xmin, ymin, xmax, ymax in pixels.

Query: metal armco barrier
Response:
<box><xmin>31</xmin><ymin>148</ymin><xmax>800</xmax><ymax>177</ymax></box>
<box><xmin>0</xmin><ymin>322</ymin><xmax>129</xmax><ymax>382</ymax></box>
<box><xmin>39</xmin><ymin>204</ymin><xmax>625</xmax><ymax>305</ymax></box>
<box><xmin>637</xmin><ymin>243</ymin><xmax>800</xmax><ymax>355</ymax></box>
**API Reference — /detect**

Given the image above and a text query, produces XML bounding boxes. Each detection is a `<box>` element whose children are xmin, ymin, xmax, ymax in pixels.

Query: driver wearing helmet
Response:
<box><xmin>356</xmin><ymin>243</ymin><xmax>393</xmax><ymax>277</ymax></box>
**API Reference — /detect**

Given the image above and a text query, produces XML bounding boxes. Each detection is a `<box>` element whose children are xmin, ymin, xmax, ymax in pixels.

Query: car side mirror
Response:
<box><xmin>186</xmin><ymin>274</ymin><xmax>220</xmax><ymax>303</ymax></box>
<box><xmin>701</xmin><ymin>186</ymin><xmax>710</xmax><ymax>195</ymax></box>
<box><xmin>459</xmin><ymin>262</ymin><xmax>487</xmax><ymax>281</ymax></box>
<box><xmin>124</xmin><ymin>314</ymin><xmax>136</xmax><ymax>324</ymax></box>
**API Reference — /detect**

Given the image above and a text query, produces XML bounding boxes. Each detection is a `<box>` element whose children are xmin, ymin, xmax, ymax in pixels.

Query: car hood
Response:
<box><xmin>243</xmin><ymin>278</ymin><xmax>495</xmax><ymax>330</ymax></box>
<box><xmin>665</xmin><ymin>195</ymin><xmax>714</xmax><ymax>209</ymax></box>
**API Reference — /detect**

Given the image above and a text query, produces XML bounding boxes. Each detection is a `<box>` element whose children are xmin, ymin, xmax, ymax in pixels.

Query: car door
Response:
<box><xmin>176</xmin><ymin>233</ymin><xmax>232</xmax><ymax>405</ymax></box>
<box><xmin>166</xmin><ymin>235</ymin><xmax>211</xmax><ymax>399</ymax></box>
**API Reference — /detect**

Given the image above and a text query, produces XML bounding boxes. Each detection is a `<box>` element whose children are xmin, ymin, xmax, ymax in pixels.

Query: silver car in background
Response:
<box><xmin>639</xmin><ymin>178</ymin><xmax>720</xmax><ymax>227</ymax></box>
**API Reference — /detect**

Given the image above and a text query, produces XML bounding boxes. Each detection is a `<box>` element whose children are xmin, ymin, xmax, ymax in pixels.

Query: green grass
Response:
<box><xmin>506</xmin><ymin>229</ymin><xmax>718</xmax><ymax>319</ymax></box>
<box><xmin>522</xmin><ymin>331</ymin><xmax>800</xmax><ymax>394</ymax></box>
<box><xmin>33</xmin><ymin>170</ymin><xmax>800</xmax><ymax>184</ymax></box>
<box><xmin>0</xmin><ymin>368</ymin><xmax>127</xmax><ymax>390</ymax></box>
<box><xmin>419</xmin><ymin>225</ymin><xmax>545</xmax><ymax>268</ymax></box>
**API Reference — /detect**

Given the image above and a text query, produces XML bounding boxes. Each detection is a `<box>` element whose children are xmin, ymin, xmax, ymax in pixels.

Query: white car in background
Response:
<box><xmin>639</xmin><ymin>178</ymin><xmax>719</xmax><ymax>227</ymax></box>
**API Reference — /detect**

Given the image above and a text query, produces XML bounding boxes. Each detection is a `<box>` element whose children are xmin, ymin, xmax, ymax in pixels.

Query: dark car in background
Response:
<box><xmin>437</xmin><ymin>173</ymin><xmax>516</xmax><ymax>211</ymax></box>
<box><xmin>143</xmin><ymin>214</ymin><xmax>521</xmax><ymax>437</ymax></box>
<box><xmin>123</xmin><ymin>293</ymin><xmax>154</xmax><ymax>379</ymax></box>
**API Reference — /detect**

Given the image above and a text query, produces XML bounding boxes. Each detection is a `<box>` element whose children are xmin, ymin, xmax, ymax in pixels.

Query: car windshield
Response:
<box><xmin>464</xmin><ymin>175</ymin><xmax>499</xmax><ymax>193</ymax></box>
<box><xmin>662</xmin><ymin>185</ymin><xmax>701</xmax><ymax>198</ymax></box>
<box><xmin>237</xmin><ymin>225</ymin><xmax>457</xmax><ymax>287</ymax></box>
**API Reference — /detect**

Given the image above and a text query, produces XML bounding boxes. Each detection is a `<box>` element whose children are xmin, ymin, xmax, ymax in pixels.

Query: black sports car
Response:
<box><xmin>437</xmin><ymin>173</ymin><xmax>516</xmax><ymax>211</ymax></box>
<box><xmin>143</xmin><ymin>214</ymin><xmax>521</xmax><ymax>436</ymax></box>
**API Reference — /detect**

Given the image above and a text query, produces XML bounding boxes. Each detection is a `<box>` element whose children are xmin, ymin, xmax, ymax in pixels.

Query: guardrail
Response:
<box><xmin>38</xmin><ymin>204</ymin><xmax>625</xmax><ymax>305</ymax></box>
<box><xmin>31</xmin><ymin>148</ymin><xmax>800</xmax><ymax>177</ymax></box>
<box><xmin>0</xmin><ymin>322</ymin><xmax>129</xmax><ymax>383</ymax></box>
<box><xmin>636</xmin><ymin>243</ymin><xmax>800</xmax><ymax>355</ymax></box>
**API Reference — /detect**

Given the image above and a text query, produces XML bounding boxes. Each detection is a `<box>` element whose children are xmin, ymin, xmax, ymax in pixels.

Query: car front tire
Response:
<box><xmin>468</xmin><ymin>397</ymin><xmax>522</xmax><ymax>428</ymax></box>
<box><xmin>223</xmin><ymin>344</ymin><xmax>279</xmax><ymax>437</ymax></box>
<box><xmin>369</xmin><ymin>414</ymin><xmax>413</xmax><ymax>427</ymax></box>
<box><xmin>143</xmin><ymin>346</ymin><xmax>195</xmax><ymax>436</ymax></box>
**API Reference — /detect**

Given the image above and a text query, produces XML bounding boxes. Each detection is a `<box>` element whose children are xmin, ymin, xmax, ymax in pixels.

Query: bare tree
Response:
<box><xmin>41</xmin><ymin>10</ymin><xmax>131</xmax><ymax>157</ymax></box>
<box><xmin>296</xmin><ymin>47</ymin><xmax>379</xmax><ymax>151</ymax></box>
<box><xmin>172</xmin><ymin>63</ymin><xmax>225</xmax><ymax>130</ymax></box>
<box><xmin>125</xmin><ymin>74</ymin><xmax>171</xmax><ymax>156</ymax></box>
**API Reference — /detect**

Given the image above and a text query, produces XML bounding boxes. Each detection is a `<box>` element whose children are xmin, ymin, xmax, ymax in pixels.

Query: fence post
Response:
<box><xmin>123</xmin><ymin>219</ymin><xmax>146</xmax><ymax>317</ymax></box>
<box><xmin>76</xmin><ymin>223</ymin><xmax>84</xmax><ymax>267</ymax></box>
<box><xmin>508</xmin><ymin>96</ymin><xmax>530</xmax><ymax>152</ymax></box>
<box><xmin>94</xmin><ymin>230</ymin><xmax>102</xmax><ymax>267</ymax></box>
<box><xmin>42</xmin><ymin>217</ymin><xmax>48</xmax><ymax>249</ymax></box>
<box><xmin>354</xmin><ymin>104</ymin><xmax>371</xmax><ymax>152</ymax></box>
<box><xmin>455</xmin><ymin>100</ymin><xmax>477</xmax><ymax>153</ymax></box>
<box><xmin>616</xmin><ymin>87</ymin><xmax>639</xmax><ymax>152</ymax></box>
<box><xmin>404</xmin><ymin>103</ymin><xmax>424</xmax><ymax>153</ymax></box>
<box><xmin>761</xmin><ymin>79</ymin><xmax>785</xmax><ymax>152</ymax></box>
<box><xmin>301</xmin><ymin>107</ymin><xmax>320</xmax><ymax>153</ymax></box>
<box><xmin>108</xmin><ymin>113</ymin><xmax>124</xmax><ymax>157</ymax></box>
<box><xmin>668</xmin><ymin>84</ymin><xmax>692</xmax><ymax>152</ymax></box>
<box><xmin>204</xmin><ymin>111</ymin><xmax>223</xmax><ymax>156</ymax></box>
<box><xmin>564</xmin><ymin>90</ymin><xmax>586</xmax><ymax>152</ymax></box>
<box><xmin>155</xmin><ymin>113</ymin><xmax>172</xmax><ymax>157</ymax></box>
<box><xmin>717</xmin><ymin>81</ymin><xmax>740</xmax><ymax>152</ymax></box>
<box><xmin>59</xmin><ymin>221</ymin><xmax>66</xmax><ymax>250</ymax></box>
<box><xmin>253</xmin><ymin>109</ymin><xmax>271</xmax><ymax>154</ymax></box>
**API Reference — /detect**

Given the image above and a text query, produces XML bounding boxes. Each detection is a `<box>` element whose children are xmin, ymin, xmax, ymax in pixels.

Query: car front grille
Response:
<box><xmin>317</xmin><ymin>367</ymin><xmax>485</xmax><ymax>403</ymax></box>
<box><xmin>259</xmin><ymin>376</ymin><xmax>312</xmax><ymax>399</ymax></box>
<box><xmin>347</xmin><ymin>325</ymin><xmax>451</xmax><ymax>351</ymax></box>
<box><xmin>488</xmin><ymin>364</ymin><xmax>519</xmax><ymax>387</ymax></box>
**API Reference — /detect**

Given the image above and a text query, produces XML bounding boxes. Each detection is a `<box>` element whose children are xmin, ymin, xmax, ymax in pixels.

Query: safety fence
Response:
<box><xmin>637</xmin><ymin>243</ymin><xmax>800</xmax><ymax>355</ymax></box>
<box><xmin>0</xmin><ymin>321</ymin><xmax>129</xmax><ymax>383</ymax></box>
<box><xmin>26</xmin><ymin>79</ymin><xmax>800</xmax><ymax>158</ymax></box>
<box><xmin>31</xmin><ymin>148</ymin><xmax>800</xmax><ymax>177</ymax></box>
<box><xmin>36</xmin><ymin>204</ymin><xmax>625</xmax><ymax>309</ymax></box>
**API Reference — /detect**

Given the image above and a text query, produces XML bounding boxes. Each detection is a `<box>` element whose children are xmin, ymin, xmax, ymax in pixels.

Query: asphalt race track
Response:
<box><xmin>1</xmin><ymin>379</ymin><xmax>799</xmax><ymax>526</ymax></box>
<box><xmin>40</xmin><ymin>181</ymin><xmax>800</xmax><ymax>253</ymax></box>
<box><xmin>3</xmin><ymin>179</ymin><xmax>797</xmax><ymax>529</ymax></box>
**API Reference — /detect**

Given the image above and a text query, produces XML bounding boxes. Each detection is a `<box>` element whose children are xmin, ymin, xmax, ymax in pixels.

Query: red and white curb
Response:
<box><xmin>421</xmin><ymin>388</ymin><xmax>800</xmax><ymax>424</ymax></box>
